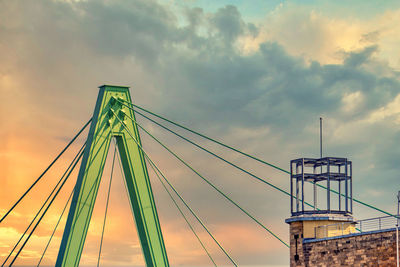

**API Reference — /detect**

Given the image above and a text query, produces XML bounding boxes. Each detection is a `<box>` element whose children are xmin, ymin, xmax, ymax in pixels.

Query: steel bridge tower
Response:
<box><xmin>56</xmin><ymin>85</ymin><xmax>169</xmax><ymax>267</ymax></box>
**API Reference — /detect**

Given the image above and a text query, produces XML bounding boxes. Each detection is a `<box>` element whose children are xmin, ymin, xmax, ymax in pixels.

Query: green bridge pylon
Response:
<box><xmin>56</xmin><ymin>85</ymin><xmax>169</xmax><ymax>267</ymax></box>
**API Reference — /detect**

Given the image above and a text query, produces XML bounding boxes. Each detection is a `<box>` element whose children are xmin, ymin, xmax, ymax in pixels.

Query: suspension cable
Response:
<box><xmin>9</xmin><ymin>145</ymin><xmax>85</xmax><ymax>266</ymax></box>
<box><xmin>37</xmin><ymin>186</ymin><xmax>75</xmax><ymax>266</ymax></box>
<box><xmin>117</xmin><ymin>101</ymin><xmax>395</xmax><ymax>217</ymax></box>
<box><xmin>2</xmin><ymin>142</ymin><xmax>86</xmax><ymax>266</ymax></box>
<box><xmin>110</xmin><ymin>110</ymin><xmax>238</xmax><ymax>266</ymax></box>
<box><xmin>118</xmin><ymin>105</ymin><xmax>314</xmax><ymax>209</ymax></box>
<box><xmin>114</xmin><ymin>118</ymin><xmax>216</xmax><ymax>266</ymax></box>
<box><xmin>148</xmin><ymin>158</ymin><xmax>218</xmax><ymax>266</ymax></box>
<box><xmin>114</xmin><ymin>138</ymin><xmax>210</xmax><ymax>267</ymax></box>
<box><xmin>146</xmin><ymin>153</ymin><xmax>238</xmax><ymax>266</ymax></box>
<box><xmin>66</xmin><ymin>129</ymin><xmax>112</xmax><ymax>242</ymax></box>
<box><xmin>123</xmin><ymin>113</ymin><xmax>289</xmax><ymax>248</ymax></box>
<box><xmin>0</xmin><ymin>118</ymin><xmax>92</xmax><ymax>224</ymax></box>
<box><xmin>117</xmin><ymin>100</ymin><xmax>287</xmax><ymax>173</ymax></box>
<box><xmin>97</xmin><ymin>140</ymin><xmax>117</xmax><ymax>267</ymax></box>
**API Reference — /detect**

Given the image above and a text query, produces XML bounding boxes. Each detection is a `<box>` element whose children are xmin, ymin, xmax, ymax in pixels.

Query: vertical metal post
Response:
<box><xmin>338</xmin><ymin>165</ymin><xmax>341</xmax><ymax>211</ymax></box>
<box><xmin>296</xmin><ymin>163</ymin><xmax>299</xmax><ymax>213</ymax></box>
<box><xmin>396</xmin><ymin>190</ymin><xmax>399</xmax><ymax>267</ymax></box>
<box><xmin>345</xmin><ymin>159</ymin><xmax>348</xmax><ymax>213</ymax></box>
<box><xmin>320</xmin><ymin>117</ymin><xmax>322</xmax><ymax>158</ymax></box>
<box><xmin>350</xmin><ymin>163</ymin><xmax>353</xmax><ymax>213</ymax></box>
<box><xmin>302</xmin><ymin>158</ymin><xmax>305</xmax><ymax>213</ymax></box>
<box><xmin>313</xmin><ymin>165</ymin><xmax>317</xmax><ymax>211</ymax></box>
<box><xmin>290</xmin><ymin>162</ymin><xmax>293</xmax><ymax>215</ymax></box>
<box><xmin>327</xmin><ymin>159</ymin><xmax>330</xmax><ymax>211</ymax></box>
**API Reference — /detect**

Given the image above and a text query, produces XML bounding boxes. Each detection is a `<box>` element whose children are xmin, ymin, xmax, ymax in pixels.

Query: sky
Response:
<box><xmin>0</xmin><ymin>0</ymin><xmax>400</xmax><ymax>266</ymax></box>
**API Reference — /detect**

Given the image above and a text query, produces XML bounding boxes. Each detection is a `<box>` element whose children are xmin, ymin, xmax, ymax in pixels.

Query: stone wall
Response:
<box><xmin>289</xmin><ymin>221</ymin><xmax>304</xmax><ymax>267</ymax></box>
<box><xmin>290</xmin><ymin>226</ymin><xmax>399</xmax><ymax>267</ymax></box>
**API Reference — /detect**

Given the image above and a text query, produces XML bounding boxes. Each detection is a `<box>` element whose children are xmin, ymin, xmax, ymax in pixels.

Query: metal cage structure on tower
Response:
<box><xmin>290</xmin><ymin>157</ymin><xmax>352</xmax><ymax>216</ymax></box>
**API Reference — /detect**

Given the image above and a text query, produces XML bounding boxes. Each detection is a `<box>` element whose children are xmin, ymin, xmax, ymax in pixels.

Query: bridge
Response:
<box><xmin>0</xmin><ymin>85</ymin><xmax>397</xmax><ymax>266</ymax></box>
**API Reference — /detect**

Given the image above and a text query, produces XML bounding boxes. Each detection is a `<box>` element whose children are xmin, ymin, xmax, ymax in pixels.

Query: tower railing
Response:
<box><xmin>314</xmin><ymin>215</ymin><xmax>400</xmax><ymax>239</ymax></box>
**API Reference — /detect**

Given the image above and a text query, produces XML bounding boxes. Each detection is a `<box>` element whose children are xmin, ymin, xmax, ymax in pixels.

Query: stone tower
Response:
<box><xmin>286</xmin><ymin>157</ymin><xmax>355</xmax><ymax>266</ymax></box>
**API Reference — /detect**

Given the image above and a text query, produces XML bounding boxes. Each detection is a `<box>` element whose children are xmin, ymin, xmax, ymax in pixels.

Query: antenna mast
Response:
<box><xmin>320</xmin><ymin>117</ymin><xmax>322</xmax><ymax>158</ymax></box>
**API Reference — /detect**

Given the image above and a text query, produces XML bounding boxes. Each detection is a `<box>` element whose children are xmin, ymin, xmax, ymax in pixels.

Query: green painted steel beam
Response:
<box><xmin>56</xmin><ymin>85</ymin><xmax>169</xmax><ymax>267</ymax></box>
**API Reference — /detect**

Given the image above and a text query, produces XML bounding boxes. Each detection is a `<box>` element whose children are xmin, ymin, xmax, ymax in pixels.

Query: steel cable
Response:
<box><xmin>37</xmin><ymin>187</ymin><xmax>75</xmax><ymax>266</ymax></box>
<box><xmin>148</xmin><ymin>159</ymin><xmax>218</xmax><ymax>266</ymax></box>
<box><xmin>2</xmin><ymin>143</ymin><xmax>86</xmax><ymax>266</ymax></box>
<box><xmin>110</xmin><ymin>110</ymin><xmax>238</xmax><ymax>266</ymax></box>
<box><xmin>123</xmin><ymin>113</ymin><xmax>289</xmax><ymax>248</ymax></box>
<box><xmin>8</xmin><ymin>145</ymin><xmax>85</xmax><ymax>266</ymax></box>
<box><xmin>0</xmin><ymin>118</ymin><xmax>91</xmax><ymax>224</ymax></box>
<box><xmin>117</xmin><ymin>100</ymin><xmax>395</xmax><ymax>217</ymax></box>
<box><xmin>97</xmin><ymin>140</ymin><xmax>117</xmax><ymax>267</ymax></box>
<box><xmin>118</xmin><ymin>103</ymin><xmax>314</xmax><ymax>209</ymax></box>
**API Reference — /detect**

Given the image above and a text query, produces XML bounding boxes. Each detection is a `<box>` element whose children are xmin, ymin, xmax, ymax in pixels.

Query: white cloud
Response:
<box><xmin>341</xmin><ymin>91</ymin><xmax>364</xmax><ymax>113</ymax></box>
<box><xmin>367</xmin><ymin>93</ymin><xmax>400</xmax><ymax>124</ymax></box>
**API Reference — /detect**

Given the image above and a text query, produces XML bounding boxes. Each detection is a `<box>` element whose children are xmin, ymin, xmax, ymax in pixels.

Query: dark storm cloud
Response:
<box><xmin>1</xmin><ymin>0</ymin><xmax>399</xmax><ymax>213</ymax></box>
<box><xmin>3</xmin><ymin>0</ymin><xmax>397</xmax><ymax>130</ymax></box>
<box><xmin>79</xmin><ymin>0</ymin><xmax>175</xmax><ymax>61</ymax></box>
<box><xmin>158</xmin><ymin>40</ymin><xmax>399</xmax><ymax>136</ymax></box>
<box><xmin>210</xmin><ymin>5</ymin><xmax>245</xmax><ymax>43</ymax></box>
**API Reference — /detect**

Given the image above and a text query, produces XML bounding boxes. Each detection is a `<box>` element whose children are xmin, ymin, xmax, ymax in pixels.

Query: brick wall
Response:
<box><xmin>290</xmin><ymin>225</ymin><xmax>399</xmax><ymax>267</ymax></box>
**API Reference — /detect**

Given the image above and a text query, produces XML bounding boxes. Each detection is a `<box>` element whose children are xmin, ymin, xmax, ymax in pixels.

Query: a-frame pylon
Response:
<box><xmin>56</xmin><ymin>85</ymin><xmax>169</xmax><ymax>266</ymax></box>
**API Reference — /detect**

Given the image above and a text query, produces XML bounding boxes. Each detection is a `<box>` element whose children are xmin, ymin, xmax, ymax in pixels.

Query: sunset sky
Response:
<box><xmin>1</xmin><ymin>0</ymin><xmax>400</xmax><ymax>266</ymax></box>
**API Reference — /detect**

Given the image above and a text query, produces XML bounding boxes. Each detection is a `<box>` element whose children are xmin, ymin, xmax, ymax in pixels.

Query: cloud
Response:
<box><xmin>368</xmin><ymin>93</ymin><xmax>400</xmax><ymax>124</ymax></box>
<box><xmin>0</xmin><ymin>0</ymin><xmax>400</xmax><ymax>266</ymax></box>
<box><xmin>237</xmin><ymin>3</ymin><xmax>400</xmax><ymax>70</ymax></box>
